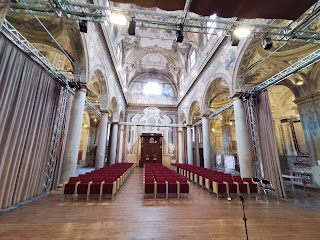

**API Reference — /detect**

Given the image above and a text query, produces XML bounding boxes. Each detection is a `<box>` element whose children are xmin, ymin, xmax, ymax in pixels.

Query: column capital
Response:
<box><xmin>112</xmin><ymin>121</ymin><xmax>119</xmax><ymax>125</ymax></box>
<box><xmin>294</xmin><ymin>92</ymin><xmax>320</xmax><ymax>105</ymax></box>
<box><xmin>178</xmin><ymin>127</ymin><xmax>184</xmax><ymax>132</ymax></box>
<box><xmin>186</xmin><ymin>124</ymin><xmax>193</xmax><ymax>127</ymax></box>
<box><xmin>100</xmin><ymin>110</ymin><xmax>109</xmax><ymax>115</ymax></box>
<box><xmin>77</xmin><ymin>83</ymin><xmax>88</xmax><ymax>93</ymax></box>
<box><xmin>201</xmin><ymin>114</ymin><xmax>209</xmax><ymax>119</ymax></box>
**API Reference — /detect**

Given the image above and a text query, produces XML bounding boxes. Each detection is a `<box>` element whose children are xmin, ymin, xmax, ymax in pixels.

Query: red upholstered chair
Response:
<box><xmin>212</xmin><ymin>179</ymin><xmax>227</xmax><ymax>199</ymax></box>
<box><xmin>232</xmin><ymin>176</ymin><xmax>249</xmax><ymax>196</ymax></box>
<box><xmin>177</xmin><ymin>177</ymin><xmax>189</xmax><ymax>199</ymax></box>
<box><xmin>223</xmin><ymin>178</ymin><xmax>238</xmax><ymax>198</ymax></box>
<box><xmin>155</xmin><ymin>177</ymin><xmax>167</xmax><ymax>199</ymax></box>
<box><xmin>63</xmin><ymin>177</ymin><xmax>81</xmax><ymax>200</ymax></box>
<box><xmin>88</xmin><ymin>178</ymin><xmax>104</xmax><ymax>200</ymax></box>
<box><xmin>167</xmin><ymin>177</ymin><xmax>178</xmax><ymax>198</ymax></box>
<box><xmin>243</xmin><ymin>178</ymin><xmax>260</xmax><ymax>197</ymax></box>
<box><xmin>101</xmin><ymin>177</ymin><xmax>117</xmax><ymax>200</ymax></box>
<box><xmin>77</xmin><ymin>178</ymin><xmax>93</xmax><ymax>200</ymax></box>
<box><xmin>143</xmin><ymin>177</ymin><xmax>156</xmax><ymax>199</ymax></box>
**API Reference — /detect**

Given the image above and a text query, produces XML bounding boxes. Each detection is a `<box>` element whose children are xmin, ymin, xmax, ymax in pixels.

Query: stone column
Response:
<box><xmin>178</xmin><ymin>127</ymin><xmax>184</xmax><ymax>163</ymax></box>
<box><xmin>186</xmin><ymin>124</ymin><xmax>193</xmax><ymax>165</ymax></box>
<box><xmin>210</xmin><ymin>130</ymin><xmax>215</xmax><ymax>168</ymax></box>
<box><xmin>109</xmin><ymin>122</ymin><xmax>119</xmax><ymax>165</ymax></box>
<box><xmin>233</xmin><ymin>96</ymin><xmax>253</xmax><ymax>178</ymax></box>
<box><xmin>202</xmin><ymin>116</ymin><xmax>211</xmax><ymax>168</ymax></box>
<box><xmin>117</xmin><ymin>125</ymin><xmax>125</xmax><ymax>163</ymax></box>
<box><xmin>221</xmin><ymin>119</ymin><xmax>233</xmax><ymax>155</ymax></box>
<box><xmin>60</xmin><ymin>85</ymin><xmax>87</xmax><ymax>183</ymax></box>
<box><xmin>95</xmin><ymin>111</ymin><xmax>109</xmax><ymax>169</ymax></box>
<box><xmin>0</xmin><ymin>0</ymin><xmax>10</xmax><ymax>29</ymax></box>
<box><xmin>194</xmin><ymin>126</ymin><xmax>200</xmax><ymax>166</ymax></box>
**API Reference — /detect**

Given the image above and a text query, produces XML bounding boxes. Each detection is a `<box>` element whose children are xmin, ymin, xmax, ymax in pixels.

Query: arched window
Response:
<box><xmin>143</xmin><ymin>82</ymin><xmax>162</xmax><ymax>95</ymax></box>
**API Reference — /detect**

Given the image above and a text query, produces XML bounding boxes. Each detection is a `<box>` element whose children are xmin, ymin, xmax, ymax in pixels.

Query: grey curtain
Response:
<box><xmin>0</xmin><ymin>34</ymin><xmax>60</xmax><ymax>209</ymax></box>
<box><xmin>255</xmin><ymin>91</ymin><xmax>286</xmax><ymax>198</ymax></box>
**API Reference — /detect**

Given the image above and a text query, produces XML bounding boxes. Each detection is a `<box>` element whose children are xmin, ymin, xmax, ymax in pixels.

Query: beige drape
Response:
<box><xmin>255</xmin><ymin>91</ymin><xmax>286</xmax><ymax>198</ymax></box>
<box><xmin>0</xmin><ymin>34</ymin><xmax>60</xmax><ymax>209</ymax></box>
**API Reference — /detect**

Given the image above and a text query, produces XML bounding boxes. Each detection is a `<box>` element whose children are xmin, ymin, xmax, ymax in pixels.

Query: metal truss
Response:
<box><xmin>248</xmin><ymin>48</ymin><xmax>320</xmax><ymax>95</ymax></box>
<box><xmin>1</xmin><ymin>19</ymin><xmax>68</xmax><ymax>86</ymax></box>
<box><xmin>8</xmin><ymin>1</ymin><xmax>320</xmax><ymax>44</ymax></box>
<box><xmin>119</xmin><ymin>122</ymin><xmax>186</xmax><ymax>128</ymax></box>
<box><xmin>193</xmin><ymin>101</ymin><xmax>234</xmax><ymax>127</ymax></box>
<box><xmin>246</xmin><ymin>97</ymin><xmax>264</xmax><ymax>179</ymax></box>
<box><xmin>43</xmin><ymin>86</ymin><xmax>68</xmax><ymax>192</ymax></box>
<box><xmin>85</xmin><ymin>99</ymin><xmax>101</xmax><ymax>117</ymax></box>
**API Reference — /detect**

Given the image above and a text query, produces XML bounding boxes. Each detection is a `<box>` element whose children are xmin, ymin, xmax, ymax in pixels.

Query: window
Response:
<box><xmin>143</xmin><ymin>82</ymin><xmax>162</xmax><ymax>95</ymax></box>
<box><xmin>190</xmin><ymin>50</ymin><xmax>196</xmax><ymax>69</ymax></box>
<box><xmin>207</xmin><ymin>14</ymin><xmax>217</xmax><ymax>39</ymax></box>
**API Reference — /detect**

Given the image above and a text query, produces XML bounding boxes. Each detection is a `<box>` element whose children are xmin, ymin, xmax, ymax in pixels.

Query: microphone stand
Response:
<box><xmin>240</xmin><ymin>196</ymin><xmax>249</xmax><ymax>240</ymax></box>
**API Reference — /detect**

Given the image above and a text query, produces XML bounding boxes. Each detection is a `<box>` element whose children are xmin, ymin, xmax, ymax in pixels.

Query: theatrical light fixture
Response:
<box><xmin>192</xmin><ymin>71</ymin><xmax>197</xmax><ymax>76</ymax></box>
<box><xmin>262</xmin><ymin>36</ymin><xmax>273</xmax><ymax>50</ymax></box>
<box><xmin>128</xmin><ymin>19</ymin><xmax>136</xmax><ymax>35</ymax></box>
<box><xmin>123</xmin><ymin>87</ymin><xmax>128</xmax><ymax>92</ymax></box>
<box><xmin>180</xmin><ymin>91</ymin><xmax>184</xmax><ymax>96</ymax></box>
<box><xmin>230</xmin><ymin>32</ymin><xmax>240</xmax><ymax>46</ymax></box>
<box><xmin>116</xmin><ymin>65</ymin><xmax>122</xmax><ymax>71</ymax></box>
<box><xmin>79</xmin><ymin>20</ymin><xmax>87</xmax><ymax>33</ymax></box>
<box><xmin>234</xmin><ymin>27</ymin><xmax>251</xmax><ymax>38</ymax></box>
<box><xmin>110</xmin><ymin>12</ymin><xmax>127</xmax><ymax>25</ymax></box>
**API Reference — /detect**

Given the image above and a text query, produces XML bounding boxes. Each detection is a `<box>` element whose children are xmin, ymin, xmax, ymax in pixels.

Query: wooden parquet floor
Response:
<box><xmin>1</xmin><ymin>167</ymin><xmax>320</xmax><ymax>240</ymax></box>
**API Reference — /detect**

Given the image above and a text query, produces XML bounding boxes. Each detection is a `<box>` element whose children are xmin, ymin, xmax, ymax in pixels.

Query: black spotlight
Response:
<box><xmin>230</xmin><ymin>33</ymin><xmax>240</xmax><ymax>46</ymax></box>
<box><xmin>128</xmin><ymin>19</ymin><xmax>136</xmax><ymax>35</ymax></box>
<box><xmin>79</xmin><ymin>20</ymin><xmax>87</xmax><ymax>33</ymax></box>
<box><xmin>262</xmin><ymin>36</ymin><xmax>273</xmax><ymax>50</ymax></box>
<box><xmin>176</xmin><ymin>29</ymin><xmax>184</xmax><ymax>43</ymax></box>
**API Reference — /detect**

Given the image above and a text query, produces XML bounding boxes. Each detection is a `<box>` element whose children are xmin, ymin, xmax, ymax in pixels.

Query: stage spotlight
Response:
<box><xmin>262</xmin><ymin>36</ymin><xmax>273</xmax><ymax>50</ymax></box>
<box><xmin>79</xmin><ymin>20</ymin><xmax>87</xmax><ymax>33</ymax></box>
<box><xmin>176</xmin><ymin>29</ymin><xmax>184</xmax><ymax>43</ymax></box>
<box><xmin>128</xmin><ymin>19</ymin><xmax>136</xmax><ymax>35</ymax></box>
<box><xmin>230</xmin><ymin>33</ymin><xmax>240</xmax><ymax>46</ymax></box>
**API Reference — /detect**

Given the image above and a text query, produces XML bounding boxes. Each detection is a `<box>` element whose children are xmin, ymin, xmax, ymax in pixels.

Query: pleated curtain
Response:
<box><xmin>0</xmin><ymin>34</ymin><xmax>61</xmax><ymax>209</ymax></box>
<box><xmin>255</xmin><ymin>91</ymin><xmax>286</xmax><ymax>198</ymax></box>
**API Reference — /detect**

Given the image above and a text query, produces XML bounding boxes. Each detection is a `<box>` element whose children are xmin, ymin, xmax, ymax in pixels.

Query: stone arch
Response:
<box><xmin>188</xmin><ymin>101</ymin><xmax>201</xmax><ymax>124</ymax></box>
<box><xmin>232</xmin><ymin>39</ymin><xmax>259</xmax><ymax>91</ymax></box>
<box><xmin>179</xmin><ymin>112</ymin><xmax>187</xmax><ymax>124</ymax></box>
<box><xmin>201</xmin><ymin>74</ymin><xmax>232</xmax><ymax>113</ymax></box>
<box><xmin>89</xmin><ymin>66</ymin><xmax>109</xmax><ymax>109</ymax></box>
<box><xmin>237</xmin><ymin>60</ymin><xmax>307</xmax><ymax>98</ymax></box>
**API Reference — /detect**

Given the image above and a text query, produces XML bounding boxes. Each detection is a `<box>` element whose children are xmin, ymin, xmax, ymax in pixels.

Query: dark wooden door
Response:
<box><xmin>140</xmin><ymin>133</ymin><xmax>163</xmax><ymax>167</ymax></box>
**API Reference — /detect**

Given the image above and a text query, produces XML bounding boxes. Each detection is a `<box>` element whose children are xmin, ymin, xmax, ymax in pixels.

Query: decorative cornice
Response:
<box><xmin>294</xmin><ymin>92</ymin><xmax>320</xmax><ymax>105</ymax></box>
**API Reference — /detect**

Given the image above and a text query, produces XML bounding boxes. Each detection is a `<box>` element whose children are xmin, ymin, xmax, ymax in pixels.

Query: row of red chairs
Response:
<box><xmin>63</xmin><ymin>163</ymin><xmax>134</xmax><ymax>200</ymax></box>
<box><xmin>143</xmin><ymin>164</ymin><xmax>189</xmax><ymax>199</ymax></box>
<box><xmin>171</xmin><ymin>164</ymin><xmax>259</xmax><ymax>199</ymax></box>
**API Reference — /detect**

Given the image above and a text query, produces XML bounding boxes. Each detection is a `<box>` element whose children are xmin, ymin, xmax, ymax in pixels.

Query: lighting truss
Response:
<box><xmin>1</xmin><ymin>18</ymin><xmax>101</xmax><ymax>117</ymax></box>
<box><xmin>193</xmin><ymin>101</ymin><xmax>234</xmax><ymax>127</ymax></box>
<box><xmin>8</xmin><ymin>0</ymin><xmax>320</xmax><ymax>44</ymax></box>
<box><xmin>248</xmin><ymin>48</ymin><xmax>320</xmax><ymax>95</ymax></box>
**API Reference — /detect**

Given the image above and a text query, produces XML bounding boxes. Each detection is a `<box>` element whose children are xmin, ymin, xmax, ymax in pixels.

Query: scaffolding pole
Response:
<box><xmin>43</xmin><ymin>86</ymin><xmax>69</xmax><ymax>192</ymax></box>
